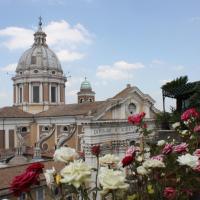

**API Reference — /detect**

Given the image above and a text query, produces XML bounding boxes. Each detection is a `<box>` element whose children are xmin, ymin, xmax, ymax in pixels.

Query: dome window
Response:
<box><xmin>52</xmin><ymin>71</ymin><xmax>56</xmax><ymax>75</ymax></box>
<box><xmin>19</xmin><ymin>71</ymin><xmax>23</xmax><ymax>75</ymax></box>
<box><xmin>34</xmin><ymin>70</ymin><xmax>38</xmax><ymax>73</ymax></box>
<box><xmin>31</xmin><ymin>56</ymin><xmax>36</xmax><ymax>64</ymax></box>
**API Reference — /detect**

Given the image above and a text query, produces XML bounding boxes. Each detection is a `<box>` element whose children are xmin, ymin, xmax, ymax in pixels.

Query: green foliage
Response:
<box><xmin>155</xmin><ymin>112</ymin><xmax>171</xmax><ymax>129</ymax></box>
<box><xmin>188</xmin><ymin>84</ymin><xmax>200</xmax><ymax>111</ymax></box>
<box><xmin>161</xmin><ymin>76</ymin><xmax>188</xmax><ymax>92</ymax></box>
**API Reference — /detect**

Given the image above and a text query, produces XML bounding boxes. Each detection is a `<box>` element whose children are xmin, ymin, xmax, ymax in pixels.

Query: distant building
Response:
<box><xmin>0</xmin><ymin>19</ymin><xmax>159</xmax><ymax>166</ymax></box>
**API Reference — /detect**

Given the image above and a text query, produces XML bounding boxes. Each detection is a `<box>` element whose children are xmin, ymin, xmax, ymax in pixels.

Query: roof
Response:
<box><xmin>0</xmin><ymin>106</ymin><xmax>33</xmax><ymax>118</ymax></box>
<box><xmin>36</xmin><ymin>101</ymin><xmax>108</xmax><ymax>117</ymax></box>
<box><xmin>113</xmin><ymin>85</ymin><xmax>155</xmax><ymax>103</ymax></box>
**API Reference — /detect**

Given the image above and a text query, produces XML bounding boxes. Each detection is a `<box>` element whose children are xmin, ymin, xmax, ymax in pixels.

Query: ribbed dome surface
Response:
<box><xmin>16</xmin><ymin>45</ymin><xmax>62</xmax><ymax>72</ymax></box>
<box><xmin>16</xmin><ymin>20</ymin><xmax>62</xmax><ymax>73</ymax></box>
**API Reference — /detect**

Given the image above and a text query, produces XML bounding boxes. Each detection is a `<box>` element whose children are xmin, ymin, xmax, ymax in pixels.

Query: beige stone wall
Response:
<box><xmin>100</xmin><ymin>110</ymin><xmax>113</xmax><ymax>120</ymax></box>
<box><xmin>13</xmin><ymin>85</ymin><xmax>16</xmax><ymax>104</ymax></box>
<box><xmin>23</xmin><ymin>83</ymin><xmax>29</xmax><ymax>103</ymax></box>
<box><xmin>30</xmin><ymin>123</ymin><xmax>38</xmax><ymax>147</ymax></box>
<box><xmin>9</xmin><ymin>130</ymin><xmax>15</xmax><ymax>149</ymax></box>
<box><xmin>60</xmin><ymin>84</ymin><xmax>65</xmax><ymax>103</ymax></box>
<box><xmin>0</xmin><ymin>130</ymin><xmax>5</xmax><ymax>149</ymax></box>
<box><xmin>43</xmin><ymin>83</ymin><xmax>49</xmax><ymax>102</ymax></box>
<box><xmin>39</xmin><ymin>125</ymin><xmax>56</xmax><ymax>151</ymax></box>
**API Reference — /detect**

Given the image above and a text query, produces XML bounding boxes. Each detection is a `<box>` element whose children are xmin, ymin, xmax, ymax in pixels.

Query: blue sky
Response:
<box><xmin>0</xmin><ymin>0</ymin><xmax>200</xmax><ymax>110</ymax></box>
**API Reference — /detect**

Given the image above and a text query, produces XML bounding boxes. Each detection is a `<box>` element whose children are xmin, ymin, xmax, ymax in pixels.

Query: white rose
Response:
<box><xmin>172</xmin><ymin>122</ymin><xmax>180</xmax><ymax>129</ymax></box>
<box><xmin>177</xmin><ymin>154</ymin><xmax>199</xmax><ymax>168</ymax></box>
<box><xmin>54</xmin><ymin>147</ymin><xmax>77</xmax><ymax>163</ymax></box>
<box><xmin>157</xmin><ymin>140</ymin><xmax>166</xmax><ymax>146</ymax></box>
<box><xmin>99</xmin><ymin>154</ymin><xmax>120</xmax><ymax>167</ymax></box>
<box><xmin>44</xmin><ymin>167</ymin><xmax>56</xmax><ymax>186</ymax></box>
<box><xmin>143</xmin><ymin>159</ymin><xmax>165</xmax><ymax>169</ymax></box>
<box><xmin>181</xmin><ymin>130</ymin><xmax>189</xmax><ymax>136</ymax></box>
<box><xmin>98</xmin><ymin>167</ymin><xmax>129</xmax><ymax>193</ymax></box>
<box><xmin>60</xmin><ymin>160</ymin><xmax>91</xmax><ymax>188</ymax></box>
<box><xmin>136</xmin><ymin>156</ymin><xmax>143</xmax><ymax>162</ymax></box>
<box><xmin>137</xmin><ymin>166</ymin><xmax>149</xmax><ymax>175</ymax></box>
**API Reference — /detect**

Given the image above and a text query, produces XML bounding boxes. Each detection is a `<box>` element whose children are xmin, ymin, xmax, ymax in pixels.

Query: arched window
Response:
<box><xmin>128</xmin><ymin>103</ymin><xmax>136</xmax><ymax>114</ymax></box>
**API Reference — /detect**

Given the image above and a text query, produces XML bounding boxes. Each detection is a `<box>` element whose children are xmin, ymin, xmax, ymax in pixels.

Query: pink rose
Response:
<box><xmin>194</xmin><ymin>125</ymin><xmax>200</xmax><ymax>133</ymax></box>
<box><xmin>126</xmin><ymin>146</ymin><xmax>140</xmax><ymax>156</ymax></box>
<box><xmin>193</xmin><ymin>149</ymin><xmax>200</xmax><ymax>158</ymax></box>
<box><xmin>162</xmin><ymin>144</ymin><xmax>173</xmax><ymax>155</ymax></box>
<box><xmin>163</xmin><ymin>187</ymin><xmax>176</xmax><ymax>199</ymax></box>
<box><xmin>181</xmin><ymin>108</ymin><xmax>200</xmax><ymax>122</ymax></box>
<box><xmin>151</xmin><ymin>155</ymin><xmax>164</xmax><ymax>162</ymax></box>
<box><xmin>173</xmin><ymin>143</ymin><xmax>188</xmax><ymax>153</ymax></box>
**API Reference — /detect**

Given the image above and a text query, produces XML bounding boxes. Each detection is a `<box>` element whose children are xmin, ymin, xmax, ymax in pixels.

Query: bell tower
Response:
<box><xmin>77</xmin><ymin>78</ymin><xmax>95</xmax><ymax>104</ymax></box>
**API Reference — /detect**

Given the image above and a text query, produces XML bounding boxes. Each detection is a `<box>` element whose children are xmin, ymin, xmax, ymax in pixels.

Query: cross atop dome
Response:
<box><xmin>38</xmin><ymin>16</ymin><xmax>43</xmax><ymax>31</ymax></box>
<box><xmin>33</xmin><ymin>16</ymin><xmax>47</xmax><ymax>46</ymax></box>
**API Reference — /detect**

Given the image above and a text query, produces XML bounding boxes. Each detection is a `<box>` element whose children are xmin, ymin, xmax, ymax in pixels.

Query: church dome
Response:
<box><xmin>16</xmin><ymin>19</ymin><xmax>62</xmax><ymax>73</ymax></box>
<box><xmin>80</xmin><ymin>78</ymin><xmax>92</xmax><ymax>90</ymax></box>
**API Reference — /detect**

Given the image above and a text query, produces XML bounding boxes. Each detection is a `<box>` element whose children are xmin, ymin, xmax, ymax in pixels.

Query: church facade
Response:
<box><xmin>0</xmin><ymin>20</ymin><xmax>159</xmax><ymax>164</ymax></box>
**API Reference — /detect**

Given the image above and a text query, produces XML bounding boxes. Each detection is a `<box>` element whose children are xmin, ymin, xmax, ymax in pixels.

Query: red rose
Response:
<box><xmin>10</xmin><ymin>171</ymin><xmax>40</xmax><ymax>196</ymax></box>
<box><xmin>26</xmin><ymin>162</ymin><xmax>44</xmax><ymax>173</ymax></box>
<box><xmin>91</xmin><ymin>145</ymin><xmax>101</xmax><ymax>157</ymax></box>
<box><xmin>181</xmin><ymin>108</ymin><xmax>200</xmax><ymax>122</ymax></box>
<box><xmin>162</xmin><ymin>144</ymin><xmax>173</xmax><ymax>155</ymax></box>
<box><xmin>128</xmin><ymin>112</ymin><xmax>146</xmax><ymax>125</ymax></box>
<box><xmin>121</xmin><ymin>155</ymin><xmax>134</xmax><ymax>167</ymax></box>
<box><xmin>163</xmin><ymin>187</ymin><xmax>176</xmax><ymax>199</ymax></box>
<box><xmin>173</xmin><ymin>143</ymin><xmax>188</xmax><ymax>154</ymax></box>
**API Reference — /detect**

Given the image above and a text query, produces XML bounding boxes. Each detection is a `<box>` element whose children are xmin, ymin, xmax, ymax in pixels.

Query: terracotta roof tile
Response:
<box><xmin>0</xmin><ymin>106</ymin><xmax>33</xmax><ymax>118</ymax></box>
<box><xmin>36</xmin><ymin>101</ymin><xmax>107</xmax><ymax>117</ymax></box>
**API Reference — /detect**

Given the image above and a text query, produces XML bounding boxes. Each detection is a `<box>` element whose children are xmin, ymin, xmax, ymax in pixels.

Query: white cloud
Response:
<box><xmin>1</xmin><ymin>63</ymin><xmax>17</xmax><ymax>72</ymax></box>
<box><xmin>0</xmin><ymin>20</ymin><xmax>92</xmax><ymax>63</ymax></box>
<box><xmin>0</xmin><ymin>27</ymin><xmax>33</xmax><ymax>50</ymax></box>
<box><xmin>160</xmin><ymin>79</ymin><xmax>172</xmax><ymax>84</ymax></box>
<box><xmin>96</xmin><ymin>60</ymin><xmax>144</xmax><ymax>80</ymax></box>
<box><xmin>152</xmin><ymin>59</ymin><xmax>165</xmax><ymax>65</ymax></box>
<box><xmin>56</xmin><ymin>50</ymin><xmax>85</xmax><ymax>62</ymax></box>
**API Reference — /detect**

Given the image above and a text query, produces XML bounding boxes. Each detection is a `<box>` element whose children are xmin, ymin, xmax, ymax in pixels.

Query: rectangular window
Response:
<box><xmin>33</xmin><ymin>86</ymin><xmax>40</xmax><ymax>103</ymax></box>
<box><xmin>31</xmin><ymin>56</ymin><xmax>36</xmax><ymax>64</ymax></box>
<box><xmin>36</xmin><ymin>187</ymin><xmax>44</xmax><ymax>200</ymax></box>
<box><xmin>19</xmin><ymin>87</ymin><xmax>23</xmax><ymax>103</ymax></box>
<box><xmin>51</xmin><ymin>86</ymin><xmax>56</xmax><ymax>103</ymax></box>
